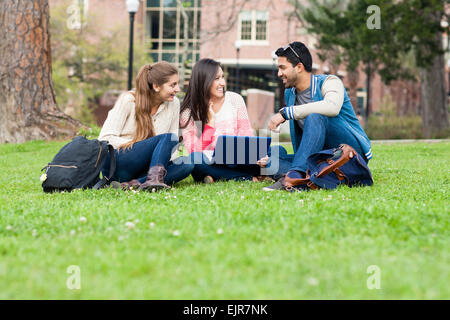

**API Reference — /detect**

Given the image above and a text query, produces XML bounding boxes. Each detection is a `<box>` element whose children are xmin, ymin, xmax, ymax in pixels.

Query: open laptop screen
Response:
<box><xmin>212</xmin><ymin>135</ymin><xmax>272</xmax><ymax>165</ymax></box>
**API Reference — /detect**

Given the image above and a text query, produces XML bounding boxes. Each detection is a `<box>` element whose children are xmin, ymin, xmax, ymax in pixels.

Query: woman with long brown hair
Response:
<box><xmin>180</xmin><ymin>58</ymin><xmax>267</xmax><ymax>182</ymax></box>
<box><xmin>99</xmin><ymin>61</ymin><xmax>194</xmax><ymax>191</ymax></box>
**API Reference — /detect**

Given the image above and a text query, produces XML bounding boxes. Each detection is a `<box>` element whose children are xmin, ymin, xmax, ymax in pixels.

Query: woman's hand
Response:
<box><xmin>256</xmin><ymin>155</ymin><xmax>269</xmax><ymax>168</ymax></box>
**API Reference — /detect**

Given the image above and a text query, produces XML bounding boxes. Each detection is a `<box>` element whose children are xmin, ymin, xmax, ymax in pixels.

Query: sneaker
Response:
<box><xmin>262</xmin><ymin>177</ymin><xmax>285</xmax><ymax>191</ymax></box>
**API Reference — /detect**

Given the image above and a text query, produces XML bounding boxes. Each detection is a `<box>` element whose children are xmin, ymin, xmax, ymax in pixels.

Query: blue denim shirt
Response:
<box><xmin>285</xmin><ymin>74</ymin><xmax>373</xmax><ymax>160</ymax></box>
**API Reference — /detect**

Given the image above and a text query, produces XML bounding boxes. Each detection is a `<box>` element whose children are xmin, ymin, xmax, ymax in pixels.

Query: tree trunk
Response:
<box><xmin>347</xmin><ymin>68</ymin><xmax>359</xmax><ymax>115</ymax></box>
<box><xmin>365</xmin><ymin>61</ymin><xmax>372</xmax><ymax>122</ymax></box>
<box><xmin>0</xmin><ymin>0</ymin><xmax>82</xmax><ymax>144</ymax></box>
<box><xmin>420</xmin><ymin>31</ymin><xmax>449</xmax><ymax>138</ymax></box>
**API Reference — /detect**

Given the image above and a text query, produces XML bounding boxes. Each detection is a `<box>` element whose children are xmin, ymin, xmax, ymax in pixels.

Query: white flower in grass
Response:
<box><xmin>241</xmin><ymin>195</ymin><xmax>245</xmax><ymax>199</ymax></box>
<box><xmin>307</xmin><ymin>277</ymin><xmax>319</xmax><ymax>286</ymax></box>
<box><xmin>216</xmin><ymin>228</ymin><xmax>223</xmax><ymax>235</ymax></box>
<box><xmin>149</xmin><ymin>222</ymin><xmax>155</xmax><ymax>228</ymax></box>
<box><xmin>125</xmin><ymin>222</ymin><xmax>135</xmax><ymax>230</ymax></box>
<box><xmin>172</xmin><ymin>230</ymin><xmax>181</xmax><ymax>237</ymax></box>
<box><xmin>6</xmin><ymin>225</ymin><xmax>12</xmax><ymax>231</ymax></box>
<box><xmin>79</xmin><ymin>216</ymin><xmax>87</xmax><ymax>223</ymax></box>
<box><xmin>32</xmin><ymin>229</ymin><xmax>37</xmax><ymax>237</ymax></box>
<box><xmin>134</xmin><ymin>219</ymin><xmax>140</xmax><ymax>224</ymax></box>
<box><xmin>70</xmin><ymin>229</ymin><xmax>76</xmax><ymax>236</ymax></box>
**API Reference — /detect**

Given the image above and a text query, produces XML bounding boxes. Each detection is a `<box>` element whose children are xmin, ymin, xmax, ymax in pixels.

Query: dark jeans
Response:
<box><xmin>137</xmin><ymin>156</ymin><xmax>194</xmax><ymax>185</ymax></box>
<box><xmin>265</xmin><ymin>145</ymin><xmax>294</xmax><ymax>179</ymax></box>
<box><xmin>290</xmin><ymin>113</ymin><xmax>367</xmax><ymax>173</ymax></box>
<box><xmin>189</xmin><ymin>152</ymin><xmax>261</xmax><ymax>182</ymax></box>
<box><xmin>102</xmin><ymin>133</ymin><xmax>193</xmax><ymax>185</ymax></box>
<box><xmin>188</xmin><ymin>146</ymin><xmax>293</xmax><ymax>182</ymax></box>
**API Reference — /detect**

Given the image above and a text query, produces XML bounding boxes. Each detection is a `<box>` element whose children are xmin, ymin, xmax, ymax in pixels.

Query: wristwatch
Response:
<box><xmin>278</xmin><ymin>107</ymin><xmax>287</xmax><ymax>120</ymax></box>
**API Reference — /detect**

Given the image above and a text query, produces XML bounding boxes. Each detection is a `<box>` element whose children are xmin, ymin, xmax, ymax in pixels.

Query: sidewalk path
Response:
<box><xmin>371</xmin><ymin>139</ymin><xmax>449</xmax><ymax>144</ymax></box>
<box><xmin>274</xmin><ymin>139</ymin><xmax>449</xmax><ymax>148</ymax></box>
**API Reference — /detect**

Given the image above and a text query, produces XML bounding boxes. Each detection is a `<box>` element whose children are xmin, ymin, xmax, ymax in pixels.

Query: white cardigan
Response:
<box><xmin>98</xmin><ymin>92</ymin><xmax>180</xmax><ymax>150</ymax></box>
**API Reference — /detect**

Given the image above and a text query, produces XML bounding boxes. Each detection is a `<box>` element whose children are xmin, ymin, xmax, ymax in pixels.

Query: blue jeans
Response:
<box><xmin>103</xmin><ymin>133</ymin><xmax>193</xmax><ymax>185</ymax></box>
<box><xmin>290</xmin><ymin>113</ymin><xmax>367</xmax><ymax>173</ymax></box>
<box><xmin>137</xmin><ymin>156</ymin><xmax>194</xmax><ymax>185</ymax></box>
<box><xmin>189</xmin><ymin>152</ymin><xmax>262</xmax><ymax>182</ymax></box>
<box><xmin>265</xmin><ymin>145</ymin><xmax>294</xmax><ymax>179</ymax></box>
<box><xmin>188</xmin><ymin>146</ymin><xmax>294</xmax><ymax>182</ymax></box>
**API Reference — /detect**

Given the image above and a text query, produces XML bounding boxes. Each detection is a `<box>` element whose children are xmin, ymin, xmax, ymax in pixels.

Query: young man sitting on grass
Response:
<box><xmin>264</xmin><ymin>41</ymin><xmax>372</xmax><ymax>191</ymax></box>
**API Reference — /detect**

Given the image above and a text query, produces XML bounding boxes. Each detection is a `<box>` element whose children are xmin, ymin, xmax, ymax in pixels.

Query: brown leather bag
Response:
<box><xmin>284</xmin><ymin>144</ymin><xmax>372</xmax><ymax>190</ymax></box>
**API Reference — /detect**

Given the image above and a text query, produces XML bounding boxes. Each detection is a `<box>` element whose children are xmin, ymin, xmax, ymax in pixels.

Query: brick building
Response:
<box><xmin>50</xmin><ymin>0</ymin><xmax>446</xmax><ymax>124</ymax></box>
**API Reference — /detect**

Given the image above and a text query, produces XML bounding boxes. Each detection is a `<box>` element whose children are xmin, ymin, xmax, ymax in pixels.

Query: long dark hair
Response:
<box><xmin>180</xmin><ymin>58</ymin><xmax>225</xmax><ymax>131</ymax></box>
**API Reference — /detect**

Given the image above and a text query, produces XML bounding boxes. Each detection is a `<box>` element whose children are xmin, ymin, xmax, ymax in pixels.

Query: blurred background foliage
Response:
<box><xmin>365</xmin><ymin>95</ymin><xmax>424</xmax><ymax>140</ymax></box>
<box><xmin>50</xmin><ymin>1</ymin><xmax>149</xmax><ymax>126</ymax></box>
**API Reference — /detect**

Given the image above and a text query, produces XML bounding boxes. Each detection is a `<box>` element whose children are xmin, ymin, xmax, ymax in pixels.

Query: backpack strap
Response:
<box><xmin>93</xmin><ymin>144</ymin><xmax>116</xmax><ymax>190</ymax></box>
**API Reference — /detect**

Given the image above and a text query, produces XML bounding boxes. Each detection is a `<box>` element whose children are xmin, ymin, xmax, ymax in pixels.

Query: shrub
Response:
<box><xmin>366</xmin><ymin>95</ymin><xmax>424</xmax><ymax>139</ymax></box>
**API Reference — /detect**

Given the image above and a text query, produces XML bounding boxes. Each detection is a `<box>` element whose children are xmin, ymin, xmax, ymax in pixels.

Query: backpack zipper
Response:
<box><xmin>40</xmin><ymin>164</ymin><xmax>77</xmax><ymax>183</ymax></box>
<box><xmin>48</xmin><ymin>164</ymin><xmax>78</xmax><ymax>169</ymax></box>
<box><xmin>94</xmin><ymin>140</ymin><xmax>102</xmax><ymax>167</ymax></box>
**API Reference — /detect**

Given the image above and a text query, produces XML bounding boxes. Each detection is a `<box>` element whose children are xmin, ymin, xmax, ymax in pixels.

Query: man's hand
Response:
<box><xmin>268</xmin><ymin>113</ymin><xmax>286</xmax><ymax>131</ymax></box>
<box><xmin>256</xmin><ymin>155</ymin><xmax>269</xmax><ymax>168</ymax></box>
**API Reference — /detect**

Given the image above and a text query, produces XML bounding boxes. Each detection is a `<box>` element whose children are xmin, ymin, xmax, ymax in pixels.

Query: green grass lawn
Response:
<box><xmin>0</xmin><ymin>140</ymin><xmax>448</xmax><ymax>299</ymax></box>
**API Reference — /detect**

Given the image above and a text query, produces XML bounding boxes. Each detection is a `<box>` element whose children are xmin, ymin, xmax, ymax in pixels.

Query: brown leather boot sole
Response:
<box><xmin>138</xmin><ymin>182</ymin><xmax>170</xmax><ymax>192</ymax></box>
<box><xmin>252</xmin><ymin>175</ymin><xmax>275</xmax><ymax>183</ymax></box>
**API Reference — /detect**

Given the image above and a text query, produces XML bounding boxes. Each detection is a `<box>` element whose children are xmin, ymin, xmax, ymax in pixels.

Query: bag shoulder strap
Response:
<box><xmin>315</xmin><ymin>144</ymin><xmax>355</xmax><ymax>178</ymax></box>
<box><xmin>284</xmin><ymin>170</ymin><xmax>319</xmax><ymax>190</ymax></box>
<box><xmin>93</xmin><ymin>144</ymin><xmax>116</xmax><ymax>190</ymax></box>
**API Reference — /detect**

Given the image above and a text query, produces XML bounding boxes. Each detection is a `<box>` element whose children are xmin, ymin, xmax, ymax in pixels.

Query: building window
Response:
<box><xmin>240</xmin><ymin>12</ymin><xmax>252</xmax><ymax>40</ymax></box>
<box><xmin>239</xmin><ymin>11</ymin><xmax>268</xmax><ymax>42</ymax></box>
<box><xmin>144</xmin><ymin>0</ymin><xmax>201</xmax><ymax>69</ymax></box>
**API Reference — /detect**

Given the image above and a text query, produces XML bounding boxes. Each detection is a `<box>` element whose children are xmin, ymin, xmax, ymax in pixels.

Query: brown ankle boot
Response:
<box><xmin>138</xmin><ymin>165</ymin><xmax>170</xmax><ymax>192</ymax></box>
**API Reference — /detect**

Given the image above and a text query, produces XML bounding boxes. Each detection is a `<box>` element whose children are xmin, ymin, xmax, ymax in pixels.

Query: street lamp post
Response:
<box><xmin>126</xmin><ymin>0</ymin><xmax>140</xmax><ymax>90</ymax></box>
<box><xmin>271</xmin><ymin>50</ymin><xmax>277</xmax><ymax>87</ymax></box>
<box><xmin>235</xmin><ymin>40</ymin><xmax>241</xmax><ymax>93</ymax></box>
<box><xmin>271</xmin><ymin>50</ymin><xmax>278</xmax><ymax>112</ymax></box>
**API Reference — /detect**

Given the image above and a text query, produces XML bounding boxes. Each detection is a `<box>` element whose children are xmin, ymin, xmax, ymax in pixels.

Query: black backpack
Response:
<box><xmin>41</xmin><ymin>136</ymin><xmax>116</xmax><ymax>193</ymax></box>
